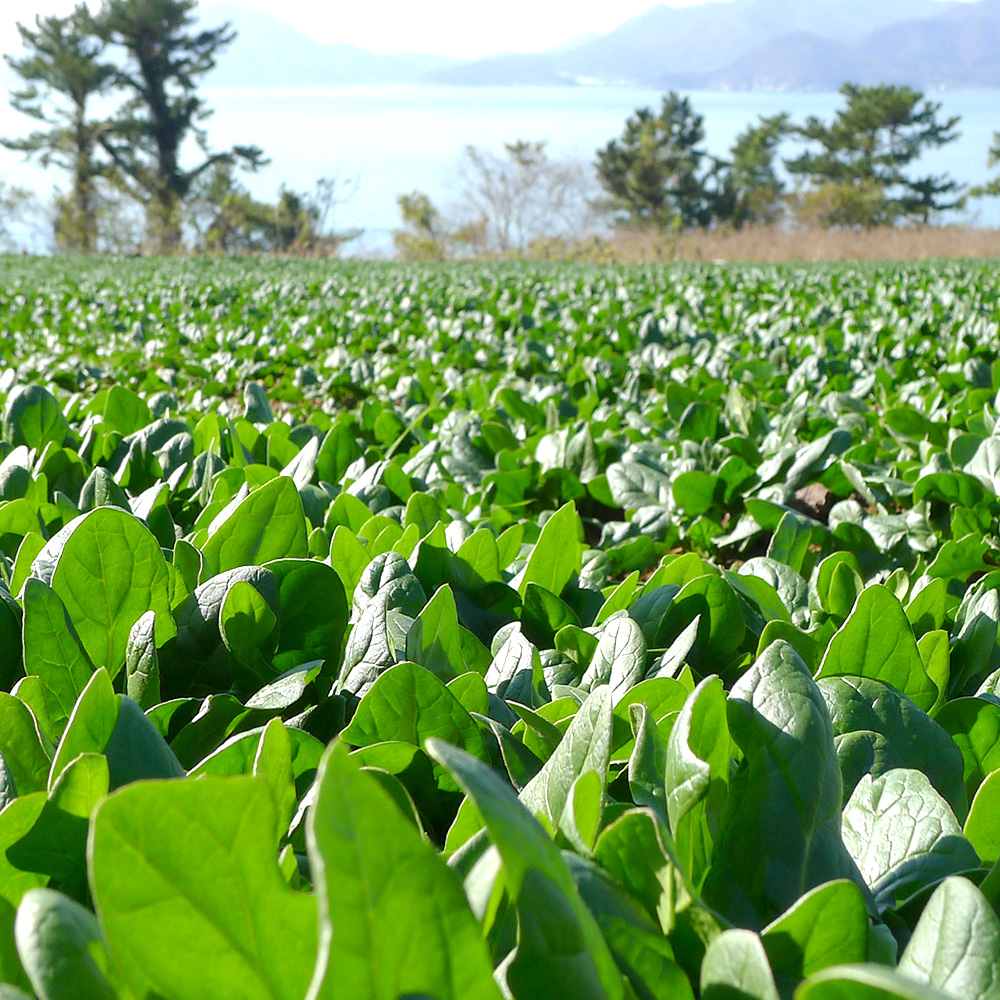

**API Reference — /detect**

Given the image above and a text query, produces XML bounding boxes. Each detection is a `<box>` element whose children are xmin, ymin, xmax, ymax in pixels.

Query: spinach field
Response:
<box><xmin>0</xmin><ymin>256</ymin><xmax>1000</xmax><ymax>999</ymax></box>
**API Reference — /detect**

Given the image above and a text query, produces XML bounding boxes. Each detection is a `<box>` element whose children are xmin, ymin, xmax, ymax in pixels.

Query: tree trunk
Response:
<box><xmin>70</xmin><ymin>112</ymin><xmax>97</xmax><ymax>253</ymax></box>
<box><xmin>146</xmin><ymin>186</ymin><xmax>182</xmax><ymax>254</ymax></box>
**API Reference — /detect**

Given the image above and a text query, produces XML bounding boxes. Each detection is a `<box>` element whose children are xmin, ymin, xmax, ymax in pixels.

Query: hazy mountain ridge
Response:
<box><xmin>424</xmin><ymin>0</ymin><xmax>958</xmax><ymax>87</ymax></box>
<box><xmin>663</xmin><ymin>0</ymin><xmax>1000</xmax><ymax>89</ymax></box>
<box><xmin>5</xmin><ymin>0</ymin><xmax>986</xmax><ymax>92</ymax></box>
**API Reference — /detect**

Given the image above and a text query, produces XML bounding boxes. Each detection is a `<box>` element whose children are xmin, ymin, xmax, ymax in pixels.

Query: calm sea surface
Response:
<box><xmin>1</xmin><ymin>85</ymin><xmax>998</xmax><ymax>252</ymax></box>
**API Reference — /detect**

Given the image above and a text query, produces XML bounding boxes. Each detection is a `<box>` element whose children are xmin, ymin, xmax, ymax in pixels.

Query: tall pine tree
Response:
<box><xmin>95</xmin><ymin>0</ymin><xmax>266</xmax><ymax>252</ymax></box>
<box><xmin>786</xmin><ymin>83</ymin><xmax>963</xmax><ymax>227</ymax></box>
<box><xmin>2</xmin><ymin>5</ymin><xmax>115</xmax><ymax>252</ymax></box>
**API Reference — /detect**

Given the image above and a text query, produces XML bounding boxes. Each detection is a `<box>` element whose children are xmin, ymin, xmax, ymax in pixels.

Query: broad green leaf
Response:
<box><xmin>725</xmin><ymin>571</ymin><xmax>792</xmax><ymax>626</ymax></box>
<box><xmin>306</xmin><ymin>742</ymin><xmax>500</xmax><ymax>1000</ymax></box>
<box><xmin>221</xmin><ymin>578</ymin><xmax>277</xmax><ymax>652</ymax></box>
<box><xmin>757</xmin><ymin>621</ymin><xmax>822</xmax><ymax>671</ymax></box>
<box><xmin>484</xmin><ymin>715</ymin><xmax>544</xmax><ymax>790</ymax></box>
<box><xmin>447</xmin><ymin>671</ymin><xmax>489</xmax><ymax>716</ymax></box>
<box><xmin>0</xmin><ymin>898</ymin><xmax>27</xmax><ymax>994</ymax></box>
<box><xmin>594</xmin><ymin>809</ymin><xmax>676</xmax><ymax>932</ymax></box>
<box><xmin>14</xmin><ymin>888</ymin><xmax>116</xmax><ymax>1000</ymax></box>
<box><xmin>796</xmin><ymin>965</ymin><xmax>954</xmax><ymax>999</ymax></box>
<box><xmin>612</xmin><ymin>677</ymin><xmax>689</xmax><ymax>760</ymax></box>
<box><xmin>564</xmin><ymin>853</ymin><xmax>694</xmax><ymax>1000</ymax></box>
<box><xmin>761</xmin><ymin>880</ymin><xmax>869</xmax><ymax>985</ymax></box>
<box><xmin>965</xmin><ymin>769</ymin><xmax>1000</xmax><ymax>864</ymax></box>
<box><xmin>484</xmin><ymin>626</ymin><xmax>545</xmax><ymax>706</ymax></box>
<box><xmin>405</xmin><ymin>584</ymin><xmax>466</xmax><ymax>680</ymax></box>
<box><xmin>819</xmin><ymin>676</ymin><xmax>967</xmax><ymax>818</ymax></box>
<box><xmin>898</xmin><ymin>876</ymin><xmax>1000</xmax><ymax>1000</ymax></box>
<box><xmin>740</xmin><ymin>558</ymin><xmax>809</xmax><ymax>628</ymax></box>
<box><xmin>265</xmin><ymin>559</ymin><xmax>348</xmax><ymax>674</ymax></box>
<box><xmin>936</xmin><ymin>698</ymin><xmax>1000</xmax><ymax>804</ymax></box>
<box><xmin>0</xmin><ymin>793</ymin><xmax>47</xmax><ymax>907</ymax></box>
<box><xmin>660</xmin><ymin>575</ymin><xmax>745</xmax><ymax>670</ymax></box>
<box><xmin>584</xmin><ymin>615</ymin><xmax>646</xmax><ymax>702</ymax></box>
<box><xmin>950</xmin><ymin>589</ymin><xmax>1000</xmax><ymax>696</ymax></box>
<box><xmin>102</xmin><ymin>695</ymin><xmax>185</xmax><ymax>789</ymax></box>
<box><xmin>340</xmin><ymin>661</ymin><xmax>488</xmax><ymax>765</ymax></box>
<box><xmin>89</xmin><ymin>776</ymin><xmax>317</xmax><ymax>1000</ymax></box>
<box><xmin>666</xmin><ymin>676</ymin><xmax>730</xmax><ymax>890</ymax></box>
<box><xmin>40</xmin><ymin>508</ymin><xmax>174</xmax><ymax>677</ymax></box>
<box><xmin>78</xmin><ymin>467</ymin><xmax>129</xmax><ymax>512</ymax></box>
<box><xmin>48</xmin><ymin>668</ymin><xmax>117</xmax><ymax>789</ymax></box>
<box><xmin>20</xmin><ymin>579</ymin><xmax>93</xmax><ymax>740</ymax></box>
<box><xmin>202</xmin><ymin>476</ymin><xmax>309</xmax><ymax>577</ymax></box>
<box><xmin>10</xmin><ymin>532</ymin><xmax>46</xmax><ymax>598</ymax></box>
<box><xmin>816</xmin><ymin>586</ymin><xmax>937</xmax><ymax>712</ymax></box>
<box><xmin>815</xmin><ymin>553</ymin><xmax>863</xmax><ymax>619</ymax></box>
<box><xmin>338</xmin><ymin>592</ymin><xmax>397</xmax><ymax>698</ymax></box>
<box><xmin>678</xmin><ymin>401</ymin><xmax>718</xmax><ymax>442</ymax></box>
<box><xmin>596</xmin><ymin>571</ymin><xmax>642</xmax><ymax>626</ymax></box>
<box><xmin>703</xmin><ymin>641</ymin><xmax>865</xmax><ymax>928</ymax></box>
<box><xmin>519</xmin><ymin>685</ymin><xmax>612</xmax><ymax>847</ymax></box>
<box><xmin>598</xmin><ymin>914</ymin><xmax>695</xmax><ymax>1000</ymax></box>
<box><xmin>330</xmin><ymin>525</ymin><xmax>370</xmax><ymax>597</ymax></box>
<box><xmin>918</xmin><ymin>630</ymin><xmax>950</xmax><ymax>715</ymax></box>
<box><xmin>100</xmin><ymin>384</ymin><xmax>151</xmax><ymax>436</ymax></box>
<box><xmin>0</xmin><ymin>695</ymin><xmax>51</xmax><ymax>796</ymax></box>
<box><xmin>316</xmin><ymin>424</ymin><xmax>362</xmax><ymax>486</ymax></box>
<box><xmin>9</xmin><ymin>754</ymin><xmax>108</xmax><ymax>892</ymax></box>
<box><xmin>426</xmin><ymin>739</ymin><xmax>625</xmax><ymax>1000</ymax></box>
<box><xmin>517</xmin><ymin>502</ymin><xmax>582</xmax><ymax>599</ymax></box>
<box><xmin>455</xmin><ymin>529</ymin><xmax>502</xmax><ymax>587</ymax></box>
<box><xmin>842</xmin><ymin>769</ymin><xmax>979</xmax><ymax>910</ymax></box>
<box><xmin>124</xmin><ymin>610</ymin><xmax>159</xmax><ymax>709</ymax></box>
<box><xmin>767</xmin><ymin>511</ymin><xmax>814</xmax><ymax>576</ymax></box>
<box><xmin>3</xmin><ymin>386</ymin><xmax>68</xmax><ymax>451</ymax></box>
<box><xmin>673</xmin><ymin>471</ymin><xmax>721</xmax><ymax>516</ymax></box>
<box><xmin>627</xmin><ymin>703</ymin><xmax>668</xmax><ymax>822</ymax></box>
<box><xmin>906</xmin><ymin>579</ymin><xmax>948</xmax><ymax>636</ymax></box>
<box><xmin>522</xmin><ymin>583</ymin><xmax>580</xmax><ymax>649</ymax></box>
<box><xmin>700</xmin><ymin>929</ymin><xmax>780</xmax><ymax>1000</ymax></box>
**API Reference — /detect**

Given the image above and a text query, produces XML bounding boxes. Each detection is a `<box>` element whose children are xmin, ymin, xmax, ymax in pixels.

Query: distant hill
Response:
<box><xmin>199</xmin><ymin>4</ymin><xmax>458</xmax><ymax>86</ymax></box>
<box><xmin>425</xmin><ymin>0</ymin><xmax>947</xmax><ymax>86</ymax></box>
<box><xmin>668</xmin><ymin>0</ymin><xmax>1000</xmax><ymax>89</ymax></box>
<box><xmin>66</xmin><ymin>0</ymin><xmax>999</xmax><ymax>92</ymax></box>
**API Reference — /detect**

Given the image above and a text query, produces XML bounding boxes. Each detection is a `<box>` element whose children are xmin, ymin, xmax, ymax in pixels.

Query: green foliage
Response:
<box><xmin>0</xmin><ymin>256</ymin><xmax>995</xmax><ymax>997</ymax></box>
<box><xmin>786</xmin><ymin>83</ymin><xmax>964</xmax><ymax>227</ymax></box>
<box><xmin>970</xmin><ymin>132</ymin><xmax>1000</xmax><ymax>200</ymax></box>
<box><xmin>93</xmin><ymin>0</ymin><xmax>266</xmax><ymax>251</ymax></box>
<box><xmin>394</xmin><ymin>190</ymin><xmax>452</xmax><ymax>261</ymax></box>
<box><xmin>1</xmin><ymin>6</ymin><xmax>114</xmax><ymax>253</ymax></box>
<box><xmin>595</xmin><ymin>92</ymin><xmax>726</xmax><ymax>229</ymax></box>
<box><xmin>726</xmin><ymin>113</ymin><xmax>791</xmax><ymax>228</ymax></box>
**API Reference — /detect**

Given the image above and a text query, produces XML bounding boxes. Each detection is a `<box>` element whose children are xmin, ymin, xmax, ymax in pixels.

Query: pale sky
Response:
<box><xmin>0</xmin><ymin>0</ymin><xmax>977</xmax><ymax>60</ymax></box>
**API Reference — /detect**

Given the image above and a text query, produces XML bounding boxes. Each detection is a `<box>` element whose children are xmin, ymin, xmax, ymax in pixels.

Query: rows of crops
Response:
<box><xmin>0</xmin><ymin>255</ymin><xmax>999</xmax><ymax>999</ymax></box>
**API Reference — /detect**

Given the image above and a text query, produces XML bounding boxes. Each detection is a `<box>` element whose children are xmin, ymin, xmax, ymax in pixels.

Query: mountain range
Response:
<box><xmin>423</xmin><ymin>0</ymin><xmax>1000</xmax><ymax>89</ymax></box>
<box><xmin>4</xmin><ymin>0</ymin><xmax>997</xmax><ymax>92</ymax></box>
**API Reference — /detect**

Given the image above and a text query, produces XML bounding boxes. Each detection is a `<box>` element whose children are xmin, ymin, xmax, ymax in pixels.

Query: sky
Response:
<box><xmin>1</xmin><ymin>0</ymin><xmax>980</xmax><ymax>60</ymax></box>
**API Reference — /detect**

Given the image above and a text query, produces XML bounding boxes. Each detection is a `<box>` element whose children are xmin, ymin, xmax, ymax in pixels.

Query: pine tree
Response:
<box><xmin>2</xmin><ymin>5</ymin><xmax>115</xmax><ymax>252</ymax></box>
<box><xmin>786</xmin><ymin>83</ymin><xmax>963</xmax><ymax>227</ymax></box>
<box><xmin>596</xmin><ymin>93</ymin><xmax>723</xmax><ymax>229</ymax></box>
<box><xmin>95</xmin><ymin>0</ymin><xmax>266</xmax><ymax>252</ymax></box>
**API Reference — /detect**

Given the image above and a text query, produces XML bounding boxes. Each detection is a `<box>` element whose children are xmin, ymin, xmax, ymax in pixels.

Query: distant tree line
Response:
<box><xmin>0</xmin><ymin>0</ymin><xmax>359</xmax><ymax>254</ymax></box>
<box><xmin>395</xmin><ymin>83</ymin><xmax>1000</xmax><ymax>260</ymax></box>
<box><xmin>2</xmin><ymin>2</ymin><xmax>1000</xmax><ymax>257</ymax></box>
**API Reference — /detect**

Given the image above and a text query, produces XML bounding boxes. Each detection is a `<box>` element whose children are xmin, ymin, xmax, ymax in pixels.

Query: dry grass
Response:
<box><xmin>560</xmin><ymin>225</ymin><xmax>1000</xmax><ymax>264</ymax></box>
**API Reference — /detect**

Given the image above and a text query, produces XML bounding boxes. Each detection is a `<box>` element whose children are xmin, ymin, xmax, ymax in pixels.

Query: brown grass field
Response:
<box><xmin>555</xmin><ymin>225</ymin><xmax>1000</xmax><ymax>264</ymax></box>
